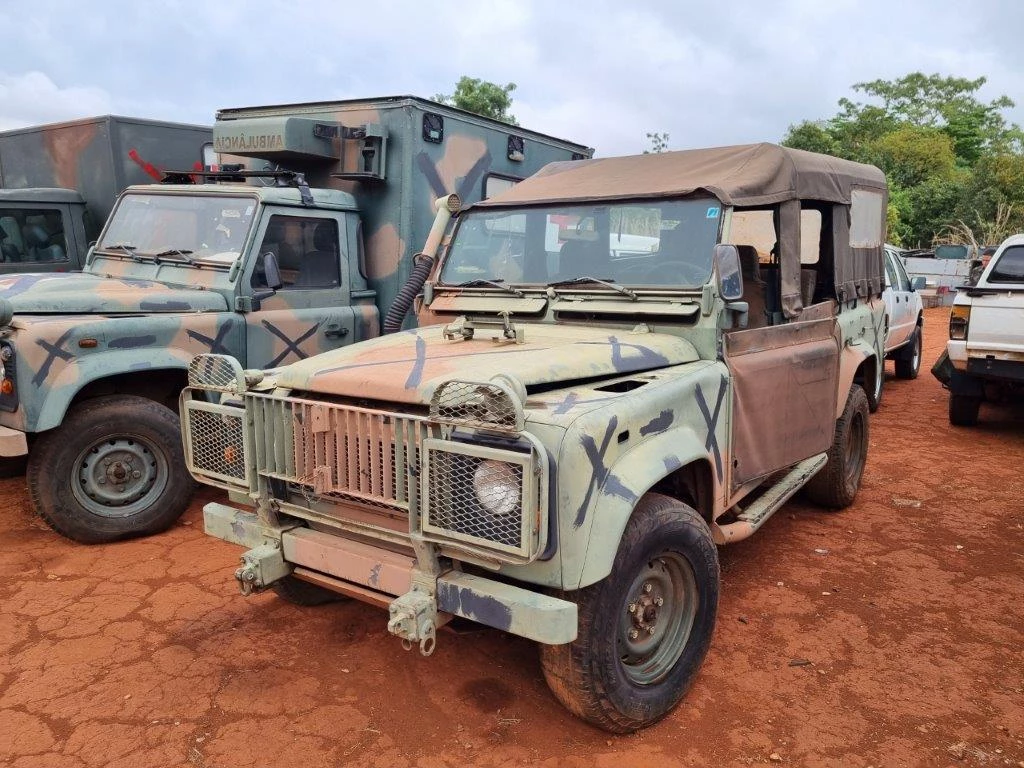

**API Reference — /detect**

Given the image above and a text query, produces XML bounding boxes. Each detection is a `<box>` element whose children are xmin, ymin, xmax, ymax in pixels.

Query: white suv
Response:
<box><xmin>883</xmin><ymin>245</ymin><xmax>925</xmax><ymax>383</ymax></box>
<box><xmin>939</xmin><ymin>234</ymin><xmax>1024</xmax><ymax>425</ymax></box>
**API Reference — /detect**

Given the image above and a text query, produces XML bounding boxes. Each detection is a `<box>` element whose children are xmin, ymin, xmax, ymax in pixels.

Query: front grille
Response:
<box><xmin>182</xmin><ymin>399</ymin><xmax>250</xmax><ymax>488</ymax></box>
<box><xmin>422</xmin><ymin>438</ymin><xmax>541</xmax><ymax>561</ymax></box>
<box><xmin>249</xmin><ymin>393</ymin><xmax>426</xmax><ymax>512</ymax></box>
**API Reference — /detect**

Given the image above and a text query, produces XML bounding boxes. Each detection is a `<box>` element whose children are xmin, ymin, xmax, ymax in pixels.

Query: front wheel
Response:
<box><xmin>894</xmin><ymin>328</ymin><xmax>922</xmax><ymax>379</ymax></box>
<box><xmin>27</xmin><ymin>395</ymin><xmax>195</xmax><ymax>544</ymax></box>
<box><xmin>804</xmin><ymin>385</ymin><xmax>869</xmax><ymax>509</ymax></box>
<box><xmin>540</xmin><ymin>493</ymin><xmax>719</xmax><ymax>733</ymax></box>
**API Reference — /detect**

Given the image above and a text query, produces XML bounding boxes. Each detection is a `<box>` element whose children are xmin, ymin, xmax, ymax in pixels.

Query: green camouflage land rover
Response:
<box><xmin>184</xmin><ymin>143</ymin><xmax>888</xmax><ymax>731</ymax></box>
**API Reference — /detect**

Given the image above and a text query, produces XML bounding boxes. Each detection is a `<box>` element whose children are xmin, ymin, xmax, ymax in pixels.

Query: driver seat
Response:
<box><xmin>557</xmin><ymin>238</ymin><xmax>608</xmax><ymax>279</ymax></box>
<box><xmin>737</xmin><ymin>245</ymin><xmax>768</xmax><ymax>328</ymax></box>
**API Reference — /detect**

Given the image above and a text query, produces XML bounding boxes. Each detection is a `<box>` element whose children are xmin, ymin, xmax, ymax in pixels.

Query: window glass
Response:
<box><xmin>849</xmin><ymin>189</ymin><xmax>884</xmax><ymax>248</ymax></box>
<box><xmin>441</xmin><ymin>198</ymin><xmax>721</xmax><ymax>288</ymax></box>
<box><xmin>799</xmin><ymin>209</ymin><xmax>821</xmax><ymax>264</ymax></box>
<box><xmin>883</xmin><ymin>252</ymin><xmax>897</xmax><ymax>288</ymax></box>
<box><xmin>99</xmin><ymin>193</ymin><xmax>254</xmax><ymax>265</ymax></box>
<box><xmin>989</xmin><ymin>245</ymin><xmax>1024</xmax><ymax>283</ymax></box>
<box><xmin>484</xmin><ymin>175</ymin><xmax>519</xmax><ymax>199</ymax></box>
<box><xmin>891</xmin><ymin>253</ymin><xmax>911</xmax><ymax>291</ymax></box>
<box><xmin>251</xmin><ymin>215</ymin><xmax>341</xmax><ymax>290</ymax></box>
<box><xmin>0</xmin><ymin>207</ymin><xmax>69</xmax><ymax>263</ymax></box>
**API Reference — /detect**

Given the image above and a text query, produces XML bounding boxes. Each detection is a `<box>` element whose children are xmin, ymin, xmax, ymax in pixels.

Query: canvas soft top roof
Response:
<box><xmin>473</xmin><ymin>142</ymin><xmax>886</xmax><ymax>209</ymax></box>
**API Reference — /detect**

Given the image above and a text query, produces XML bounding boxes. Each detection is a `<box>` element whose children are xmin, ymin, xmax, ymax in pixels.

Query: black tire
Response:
<box><xmin>27</xmin><ymin>395</ymin><xmax>195</xmax><ymax>544</ymax></box>
<box><xmin>540</xmin><ymin>493</ymin><xmax>719</xmax><ymax>733</ymax></box>
<box><xmin>863</xmin><ymin>357</ymin><xmax>883</xmax><ymax>413</ymax></box>
<box><xmin>0</xmin><ymin>455</ymin><xmax>27</xmax><ymax>478</ymax></box>
<box><xmin>272</xmin><ymin>575</ymin><xmax>347</xmax><ymax>606</ymax></box>
<box><xmin>804</xmin><ymin>386</ymin><xmax>869</xmax><ymax>509</ymax></box>
<box><xmin>894</xmin><ymin>327</ymin><xmax>922</xmax><ymax>380</ymax></box>
<box><xmin>948</xmin><ymin>393</ymin><xmax>981</xmax><ymax>426</ymax></box>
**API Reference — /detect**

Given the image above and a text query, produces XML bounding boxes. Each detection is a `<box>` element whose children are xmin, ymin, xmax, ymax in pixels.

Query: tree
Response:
<box><xmin>434</xmin><ymin>77</ymin><xmax>518</xmax><ymax>125</ymax></box>
<box><xmin>782</xmin><ymin>72</ymin><xmax>1024</xmax><ymax>247</ymax></box>
<box><xmin>644</xmin><ymin>132</ymin><xmax>670</xmax><ymax>154</ymax></box>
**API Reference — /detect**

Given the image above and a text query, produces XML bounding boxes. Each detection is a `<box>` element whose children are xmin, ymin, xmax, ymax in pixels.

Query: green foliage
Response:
<box><xmin>644</xmin><ymin>132</ymin><xmax>670</xmax><ymax>154</ymax></box>
<box><xmin>435</xmin><ymin>77</ymin><xmax>518</xmax><ymax>125</ymax></box>
<box><xmin>782</xmin><ymin>72</ymin><xmax>1024</xmax><ymax>247</ymax></box>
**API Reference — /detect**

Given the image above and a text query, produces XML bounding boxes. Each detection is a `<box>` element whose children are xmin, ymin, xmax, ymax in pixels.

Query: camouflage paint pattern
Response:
<box><xmin>0</xmin><ymin>115</ymin><xmax>212</xmax><ymax>226</ymax></box>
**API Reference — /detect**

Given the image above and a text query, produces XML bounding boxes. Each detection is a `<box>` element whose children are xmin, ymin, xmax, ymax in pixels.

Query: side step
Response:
<box><xmin>712</xmin><ymin>453</ymin><xmax>828</xmax><ymax>544</ymax></box>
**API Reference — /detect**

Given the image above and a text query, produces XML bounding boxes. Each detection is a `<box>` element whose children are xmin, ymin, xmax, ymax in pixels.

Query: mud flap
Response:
<box><xmin>931</xmin><ymin>349</ymin><xmax>953</xmax><ymax>387</ymax></box>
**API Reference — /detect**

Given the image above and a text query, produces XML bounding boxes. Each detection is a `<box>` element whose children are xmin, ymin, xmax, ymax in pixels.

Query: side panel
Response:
<box><xmin>724</xmin><ymin>318</ymin><xmax>839</xmax><ymax>488</ymax></box>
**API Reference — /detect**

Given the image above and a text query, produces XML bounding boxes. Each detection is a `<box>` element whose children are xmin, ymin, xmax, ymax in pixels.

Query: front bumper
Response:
<box><xmin>0</xmin><ymin>425</ymin><xmax>28</xmax><ymax>457</ymax></box>
<box><xmin>204</xmin><ymin>501</ymin><xmax>577</xmax><ymax>646</ymax></box>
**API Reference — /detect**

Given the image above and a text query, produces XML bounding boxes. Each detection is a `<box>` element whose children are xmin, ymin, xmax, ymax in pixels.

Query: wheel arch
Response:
<box><xmin>840</xmin><ymin>340</ymin><xmax>876</xmax><ymax>418</ymax></box>
<box><xmin>573</xmin><ymin>425</ymin><xmax>717</xmax><ymax>590</ymax></box>
<box><xmin>31</xmin><ymin>350</ymin><xmax>191</xmax><ymax>432</ymax></box>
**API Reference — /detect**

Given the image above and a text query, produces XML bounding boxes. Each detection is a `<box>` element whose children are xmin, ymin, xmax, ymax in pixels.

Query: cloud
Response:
<box><xmin>0</xmin><ymin>71</ymin><xmax>113</xmax><ymax>130</ymax></box>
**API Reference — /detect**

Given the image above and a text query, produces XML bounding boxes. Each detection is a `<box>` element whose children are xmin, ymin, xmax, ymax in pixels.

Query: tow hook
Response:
<box><xmin>387</xmin><ymin>588</ymin><xmax>438</xmax><ymax>656</ymax></box>
<box><xmin>232</xmin><ymin>543</ymin><xmax>290</xmax><ymax>596</ymax></box>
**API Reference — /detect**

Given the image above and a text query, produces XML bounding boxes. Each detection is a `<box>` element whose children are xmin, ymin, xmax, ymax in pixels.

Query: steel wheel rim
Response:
<box><xmin>873</xmin><ymin>362</ymin><xmax>882</xmax><ymax>400</ymax></box>
<box><xmin>617</xmin><ymin>552</ymin><xmax>698</xmax><ymax>686</ymax></box>
<box><xmin>844</xmin><ymin>410</ymin><xmax>866</xmax><ymax>487</ymax></box>
<box><xmin>912</xmin><ymin>334</ymin><xmax>921</xmax><ymax>371</ymax></box>
<box><xmin>72</xmin><ymin>434</ymin><xmax>170</xmax><ymax>517</ymax></box>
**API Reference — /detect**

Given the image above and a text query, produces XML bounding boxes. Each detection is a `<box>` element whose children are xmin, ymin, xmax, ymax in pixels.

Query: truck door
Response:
<box><xmin>0</xmin><ymin>202</ymin><xmax>79</xmax><ymax>273</ymax></box>
<box><xmin>883</xmin><ymin>248</ymin><xmax>914</xmax><ymax>352</ymax></box>
<box><xmin>723</xmin><ymin>317</ymin><xmax>840</xmax><ymax>490</ymax></box>
<box><xmin>241</xmin><ymin>210</ymin><xmax>356</xmax><ymax>370</ymax></box>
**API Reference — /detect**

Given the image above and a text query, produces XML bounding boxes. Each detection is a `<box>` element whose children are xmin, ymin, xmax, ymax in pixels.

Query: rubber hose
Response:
<box><xmin>383</xmin><ymin>253</ymin><xmax>434</xmax><ymax>334</ymax></box>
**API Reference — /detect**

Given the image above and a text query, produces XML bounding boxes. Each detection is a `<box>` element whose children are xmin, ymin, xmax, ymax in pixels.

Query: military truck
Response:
<box><xmin>0</xmin><ymin>96</ymin><xmax>589</xmax><ymax>543</ymax></box>
<box><xmin>184</xmin><ymin>143</ymin><xmax>887</xmax><ymax>731</ymax></box>
<box><xmin>0</xmin><ymin>115</ymin><xmax>212</xmax><ymax>272</ymax></box>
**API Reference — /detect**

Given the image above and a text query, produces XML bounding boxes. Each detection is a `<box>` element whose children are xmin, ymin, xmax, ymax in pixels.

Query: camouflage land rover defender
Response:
<box><xmin>185</xmin><ymin>144</ymin><xmax>887</xmax><ymax>732</ymax></box>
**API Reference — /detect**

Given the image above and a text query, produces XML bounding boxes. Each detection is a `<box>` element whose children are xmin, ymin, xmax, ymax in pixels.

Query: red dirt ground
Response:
<box><xmin>1</xmin><ymin>305</ymin><xmax>1022</xmax><ymax>767</ymax></box>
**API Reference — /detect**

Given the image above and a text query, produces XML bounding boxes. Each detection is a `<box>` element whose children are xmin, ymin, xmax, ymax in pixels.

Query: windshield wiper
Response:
<box><xmin>546</xmin><ymin>276</ymin><xmax>637</xmax><ymax>300</ymax></box>
<box><xmin>451</xmin><ymin>278</ymin><xmax>525</xmax><ymax>298</ymax></box>
<box><xmin>152</xmin><ymin>248</ymin><xmax>195</xmax><ymax>264</ymax></box>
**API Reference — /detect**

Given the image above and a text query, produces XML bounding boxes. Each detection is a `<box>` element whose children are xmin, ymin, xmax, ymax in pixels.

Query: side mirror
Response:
<box><xmin>910</xmin><ymin>276</ymin><xmax>926</xmax><ymax>291</ymax></box>
<box><xmin>262</xmin><ymin>250</ymin><xmax>283</xmax><ymax>291</ymax></box>
<box><xmin>714</xmin><ymin>244</ymin><xmax>743</xmax><ymax>301</ymax></box>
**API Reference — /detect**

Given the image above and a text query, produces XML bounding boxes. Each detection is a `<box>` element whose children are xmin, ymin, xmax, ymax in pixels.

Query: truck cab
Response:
<box><xmin>184</xmin><ymin>143</ymin><xmax>887</xmax><ymax>732</ymax></box>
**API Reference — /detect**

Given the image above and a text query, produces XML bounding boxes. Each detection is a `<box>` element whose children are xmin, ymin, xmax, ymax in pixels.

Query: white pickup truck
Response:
<box><xmin>936</xmin><ymin>234</ymin><xmax>1024</xmax><ymax>425</ymax></box>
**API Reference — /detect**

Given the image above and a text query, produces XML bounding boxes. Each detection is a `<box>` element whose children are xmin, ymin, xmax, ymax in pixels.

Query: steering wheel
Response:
<box><xmin>643</xmin><ymin>260</ymin><xmax>709</xmax><ymax>286</ymax></box>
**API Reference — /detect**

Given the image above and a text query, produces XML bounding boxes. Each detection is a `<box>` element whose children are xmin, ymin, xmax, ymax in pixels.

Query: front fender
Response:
<box><xmin>573</xmin><ymin>425</ymin><xmax>715</xmax><ymax>589</ymax></box>
<box><xmin>29</xmin><ymin>348</ymin><xmax>192</xmax><ymax>432</ymax></box>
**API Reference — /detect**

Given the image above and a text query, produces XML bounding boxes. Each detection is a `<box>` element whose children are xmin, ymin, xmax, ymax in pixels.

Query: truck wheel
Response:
<box><xmin>894</xmin><ymin>329</ymin><xmax>922</xmax><ymax>379</ymax></box>
<box><xmin>27</xmin><ymin>395</ymin><xmax>194</xmax><ymax>544</ymax></box>
<box><xmin>948</xmin><ymin>393</ymin><xmax>981</xmax><ymax>426</ymax></box>
<box><xmin>540</xmin><ymin>493</ymin><xmax>719</xmax><ymax>733</ymax></box>
<box><xmin>804</xmin><ymin>386</ymin><xmax>869</xmax><ymax>509</ymax></box>
<box><xmin>272</xmin><ymin>575</ymin><xmax>347</xmax><ymax>606</ymax></box>
<box><xmin>864</xmin><ymin>357</ymin><xmax>883</xmax><ymax>412</ymax></box>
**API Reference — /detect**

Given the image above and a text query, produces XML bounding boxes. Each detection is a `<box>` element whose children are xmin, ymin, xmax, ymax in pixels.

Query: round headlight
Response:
<box><xmin>472</xmin><ymin>460</ymin><xmax>520</xmax><ymax>517</ymax></box>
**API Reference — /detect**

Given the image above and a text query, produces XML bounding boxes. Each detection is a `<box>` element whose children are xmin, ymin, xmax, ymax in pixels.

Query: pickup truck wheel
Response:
<box><xmin>272</xmin><ymin>575</ymin><xmax>347</xmax><ymax>606</ymax></box>
<box><xmin>894</xmin><ymin>329</ymin><xmax>922</xmax><ymax>379</ymax></box>
<box><xmin>864</xmin><ymin>357</ymin><xmax>883</xmax><ymax>412</ymax></box>
<box><xmin>804</xmin><ymin>385</ymin><xmax>869</xmax><ymax>509</ymax></box>
<box><xmin>948</xmin><ymin>393</ymin><xmax>981</xmax><ymax>426</ymax></box>
<box><xmin>27</xmin><ymin>395</ymin><xmax>194</xmax><ymax>544</ymax></box>
<box><xmin>540</xmin><ymin>493</ymin><xmax>719</xmax><ymax>733</ymax></box>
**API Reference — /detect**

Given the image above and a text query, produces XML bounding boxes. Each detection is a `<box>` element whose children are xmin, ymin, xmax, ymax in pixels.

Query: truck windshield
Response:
<box><xmin>440</xmin><ymin>198</ymin><xmax>722</xmax><ymax>289</ymax></box>
<box><xmin>98</xmin><ymin>193</ymin><xmax>256</xmax><ymax>266</ymax></box>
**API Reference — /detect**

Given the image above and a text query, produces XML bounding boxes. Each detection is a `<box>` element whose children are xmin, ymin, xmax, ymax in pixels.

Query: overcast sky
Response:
<box><xmin>1</xmin><ymin>0</ymin><xmax>1021</xmax><ymax>156</ymax></box>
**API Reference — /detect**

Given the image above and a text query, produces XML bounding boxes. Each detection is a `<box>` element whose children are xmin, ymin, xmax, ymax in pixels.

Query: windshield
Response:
<box><xmin>98</xmin><ymin>193</ymin><xmax>256</xmax><ymax>265</ymax></box>
<box><xmin>440</xmin><ymin>198</ymin><xmax>722</xmax><ymax>289</ymax></box>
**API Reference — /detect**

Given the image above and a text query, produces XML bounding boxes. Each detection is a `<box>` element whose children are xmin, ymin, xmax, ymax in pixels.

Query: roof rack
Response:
<box><xmin>159</xmin><ymin>168</ymin><xmax>314</xmax><ymax>206</ymax></box>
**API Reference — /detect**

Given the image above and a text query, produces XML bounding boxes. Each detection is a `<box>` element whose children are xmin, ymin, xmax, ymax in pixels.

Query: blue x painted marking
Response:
<box><xmin>32</xmin><ymin>328</ymin><xmax>76</xmax><ymax>386</ymax></box>
<box><xmin>262</xmin><ymin>320</ymin><xmax>321</xmax><ymax>367</ymax></box>
<box><xmin>187</xmin><ymin>323</ymin><xmax>233</xmax><ymax>355</ymax></box>
<box><xmin>695</xmin><ymin>375</ymin><xmax>729</xmax><ymax>482</ymax></box>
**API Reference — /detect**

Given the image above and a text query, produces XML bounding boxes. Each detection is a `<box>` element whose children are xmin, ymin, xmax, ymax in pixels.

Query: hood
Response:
<box><xmin>275</xmin><ymin>323</ymin><xmax>700</xmax><ymax>404</ymax></box>
<box><xmin>0</xmin><ymin>273</ymin><xmax>227</xmax><ymax>316</ymax></box>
